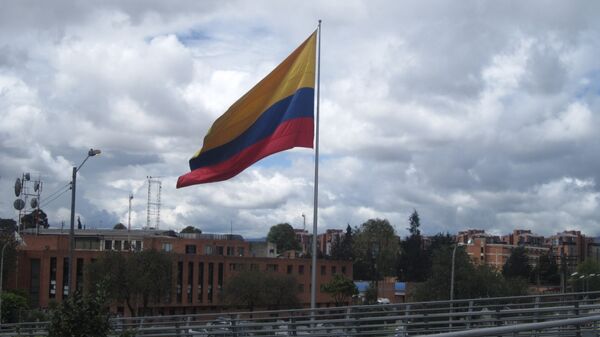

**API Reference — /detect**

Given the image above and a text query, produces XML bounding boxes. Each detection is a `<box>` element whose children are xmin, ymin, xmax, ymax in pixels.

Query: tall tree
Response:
<box><xmin>223</xmin><ymin>270</ymin><xmax>300</xmax><ymax>311</ymax></box>
<box><xmin>180</xmin><ymin>226</ymin><xmax>202</xmax><ymax>234</ymax></box>
<box><xmin>267</xmin><ymin>223</ymin><xmax>300</xmax><ymax>253</ymax></box>
<box><xmin>321</xmin><ymin>274</ymin><xmax>357</xmax><ymax>306</ymax></box>
<box><xmin>48</xmin><ymin>285</ymin><xmax>111</xmax><ymax>337</ymax></box>
<box><xmin>352</xmin><ymin>219</ymin><xmax>399</xmax><ymax>280</ymax></box>
<box><xmin>502</xmin><ymin>246</ymin><xmax>531</xmax><ymax>280</ymax></box>
<box><xmin>532</xmin><ymin>251</ymin><xmax>560</xmax><ymax>285</ymax></box>
<box><xmin>397</xmin><ymin>210</ymin><xmax>428</xmax><ymax>282</ymax></box>
<box><xmin>86</xmin><ymin>250</ymin><xmax>173</xmax><ymax>316</ymax></box>
<box><xmin>331</xmin><ymin>224</ymin><xmax>353</xmax><ymax>260</ymax></box>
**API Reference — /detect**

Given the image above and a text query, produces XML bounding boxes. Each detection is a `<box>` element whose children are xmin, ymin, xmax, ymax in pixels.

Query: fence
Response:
<box><xmin>1</xmin><ymin>290</ymin><xmax>599</xmax><ymax>336</ymax></box>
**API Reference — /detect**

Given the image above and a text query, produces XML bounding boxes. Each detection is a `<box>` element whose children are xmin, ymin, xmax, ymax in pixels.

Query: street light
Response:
<box><xmin>450</xmin><ymin>238</ymin><xmax>473</xmax><ymax>301</ymax></box>
<box><xmin>67</xmin><ymin>148</ymin><xmax>101</xmax><ymax>295</ymax></box>
<box><xmin>0</xmin><ymin>232</ymin><xmax>25</xmax><ymax>326</ymax></box>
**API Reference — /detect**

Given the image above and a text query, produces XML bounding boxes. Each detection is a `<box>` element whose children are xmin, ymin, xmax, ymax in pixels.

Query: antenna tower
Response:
<box><xmin>146</xmin><ymin>176</ymin><xmax>162</xmax><ymax>229</ymax></box>
<box><xmin>13</xmin><ymin>172</ymin><xmax>43</xmax><ymax>232</ymax></box>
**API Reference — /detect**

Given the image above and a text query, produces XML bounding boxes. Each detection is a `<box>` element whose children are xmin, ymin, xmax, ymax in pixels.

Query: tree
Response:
<box><xmin>0</xmin><ymin>219</ymin><xmax>17</xmax><ymax>232</ymax></box>
<box><xmin>20</xmin><ymin>209</ymin><xmax>48</xmax><ymax>230</ymax></box>
<box><xmin>573</xmin><ymin>260</ymin><xmax>600</xmax><ymax>292</ymax></box>
<box><xmin>223</xmin><ymin>270</ymin><xmax>300</xmax><ymax>311</ymax></box>
<box><xmin>0</xmin><ymin>291</ymin><xmax>28</xmax><ymax>323</ymax></box>
<box><xmin>531</xmin><ymin>251</ymin><xmax>560</xmax><ymax>285</ymax></box>
<box><xmin>352</xmin><ymin>219</ymin><xmax>400</xmax><ymax>280</ymax></box>
<box><xmin>86</xmin><ymin>250</ymin><xmax>173</xmax><ymax>316</ymax></box>
<box><xmin>398</xmin><ymin>210</ymin><xmax>428</xmax><ymax>281</ymax></box>
<box><xmin>413</xmin><ymin>244</ymin><xmax>528</xmax><ymax>301</ymax></box>
<box><xmin>180</xmin><ymin>226</ymin><xmax>202</xmax><ymax>234</ymax></box>
<box><xmin>267</xmin><ymin>223</ymin><xmax>300</xmax><ymax>253</ymax></box>
<box><xmin>48</xmin><ymin>287</ymin><xmax>111</xmax><ymax>337</ymax></box>
<box><xmin>263</xmin><ymin>273</ymin><xmax>300</xmax><ymax>309</ymax></box>
<box><xmin>503</xmin><ymin>246</ymin><xmax>531</xmax><ymax>280</ymax></box>
<box><xmin>113</xmin><ymin>223</ymin><xmax>126</xmax><ymax>230</ymax></box>
<box><xmin>331</xmin><ymin>224</ymin><xmax>353</xmax><ymax>260</ymax></box>
<box><xmin>321</xmin><ymin>274</ymin><xmax>357</xmax><ymax>306</ymax></box>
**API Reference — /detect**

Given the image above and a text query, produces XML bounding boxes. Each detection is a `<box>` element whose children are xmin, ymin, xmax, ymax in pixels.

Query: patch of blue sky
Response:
<box><xmin>575</xmin><ymin>69</ymin><xmax>600</xmax><ymax>99</ymax></box>
<box><xmin>176</xmin><ymin>29</ymin><xmax>212</xmax><ymax>45</ymax></box>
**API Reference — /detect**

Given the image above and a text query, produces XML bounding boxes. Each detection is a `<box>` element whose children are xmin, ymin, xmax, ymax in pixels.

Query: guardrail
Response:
<box><xmin>1</xmin><ymin>290</ymin><xmax>599</xmax><ymax>336</ymax></box>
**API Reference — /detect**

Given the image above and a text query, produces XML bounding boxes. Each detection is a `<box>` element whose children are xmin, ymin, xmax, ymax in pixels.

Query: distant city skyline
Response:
<box><xmin>1</xmin><ymin>1</ymin><xmax>600</xmax><ymax>238</ymax></box>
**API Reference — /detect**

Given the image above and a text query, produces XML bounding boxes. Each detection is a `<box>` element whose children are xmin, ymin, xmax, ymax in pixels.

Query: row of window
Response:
<box><xmin>162</xmin><ymin>243</ymin><xmax>245</xmax><ymax>257</ymax></box>
<box><xmin>228</xmin><ymin>263</ymin><xmax>347</xmax><ymax>276</ymax></box>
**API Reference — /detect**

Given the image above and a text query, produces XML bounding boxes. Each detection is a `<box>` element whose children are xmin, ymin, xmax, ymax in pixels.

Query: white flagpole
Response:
<box><xmin>310</xmin><ymin>19</ymin><xmax>322</xmax><ymax>310</ymax></box>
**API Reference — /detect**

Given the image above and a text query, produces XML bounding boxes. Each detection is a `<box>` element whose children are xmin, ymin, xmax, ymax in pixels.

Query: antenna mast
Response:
<box><xmin>146</xmin><ymin>176</ymin><xmax>162</xmax><ymax>229</ymax></box>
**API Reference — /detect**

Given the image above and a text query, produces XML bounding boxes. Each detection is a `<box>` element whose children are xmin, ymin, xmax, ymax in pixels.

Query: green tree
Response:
<box><xmin>223</xmin><ymin>270</ymin><xmax>300</xmax><ymax>311</ymax></box>
<box><xmin>86</xmin><ymin>250</ymin><xmax>173</xmax><ymax>316</ymax></box>
<box><xmin>48</xmin><ymin>287</ymin><xmax>111</xmax><ymax>337</ymax></box>
<box><xmin>413</xmin><ymin>244</ymin><xmax>528</xmax><ymax>301</ymax></box>
<box><xmin>321</xmin><ymin>274</ymin><xmax>357</xmax><ymax>306</ymax></box>
<box><xmin>0</xmin><ymin>291</ymin><xmax>28</xmax><ymax>323</ymax></box>
<box><xmin>331</xmin><ymin>225</ymin><xmax>353</xmax><ymax>260</ymax></box>
<box><xmin>352</xmin><ymin>219</ymin><xmax>399</xmax><ymax>280</ymax></box>
<box><xmin>502</xmin><ymin>246</ymin><xmax>531</xmax><ymax>280</ymax></box>
<box><xmin>263</xmin><ymin>273</ymin><xmax>300</xmax><ymax>310</ymax></box>
<box><xmin>397</xmin><ymin>210</ymin><xmax>428</xmax><ymax>281</ymax></box>
<box><xmin>20</xmin><ymin>209</ymin><xmax>49</xmax><ymax>230</ymax></box>
<box><xmin>113</xmin><ymin>223</ymin><xmax>126</xmax><ymax>230</ymax></box>
<box><xmin>573</xmin><ymin>260</ymin><xmax>600</xmax><ymax>292</ymax></box>
<box><xmin>531</xmin><ymin>251</ymin><xmax>560</xmax><ymax>285</ymax></box>
<box><xmin>364</xmin><ymin>282</ymin><xmax>378</xmax><ymax>304</ymax></box>
<box><xmin>180</xmin><ymin>226</ymin><xmax>202</xmax><ymax>234</ymax></box>
<box><xmin>267</xmin><ymin>223</ymin><xmax>300</xmax><ymax>253</ymax></box>
<box><xmin>223</xmin><ymin>270</ymin><xmax>266</xmax><ymax>311</ymax></box>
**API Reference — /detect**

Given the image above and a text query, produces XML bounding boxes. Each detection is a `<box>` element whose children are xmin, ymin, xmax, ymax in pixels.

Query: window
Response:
<box><xmin>321</xmin><ymin>265</ymin><xmax>326</xmax><ymax>275</ymax></box>
<box><xmin>104</xmin><ymin>240</ymin><xmax>112</xmax><ymax>250</ymax></box>
<box><xmin>30</xmin><ymin>259</ymin><xmax>40</xmax><ymax>307</ymax></box>
<box><xmin>162</xmin><ymin>243</ymin><xmax>173</xmax><ymax>252</ymax></box>
<box><xmin>134</xmin><ymin>240</ymin><xmax>143</xmax><ymax>252</ymax></box>
<box><xmin>62</xmin><ymin>257</ymin><xmax>69</xmax><ymax>297</ymax></box>
<box><xmin>298</xmin><ymin>265</ymin><xmax>305</xmax><ymax>275</ymax></box>
<box><xmin>250</xmin><ymin>264</ymin><xmax>259</xmax><ymax>271</ymax></box>
<box><xmin>287</xmin><ymin>265</ymin><xmax>293</xmax><ymax>274</ymax></box>
<box><xmin>75</xmin><ymin>238</ymin><xmax>100</xmax><ymax>250</ymax></box>
<box><xmin>237</xmin><ymin>247</ymin><xmax>245</xmax><ymax>256</ymax></box>
<box><xmin>49</xmin><ymin>257</ymin><xmax>56</xmax><ymax>299</ymax></box>
<box><xmin>216</xmin><ymin>246</ymin><xmax>224</xmax><ymax>256</ymax></box>
<box><xmin>114</xmin><ymin>240</ymin><xmax>122</xmax><ymax>251</ymax></box>
<box><xmin>185</xmin><ymin>245</ymin><xmax>197</xmax><ymax>254</ymax></box>
<box><xmin>226</xmin><ymin>246</ymin><xmax>234</xmax><ymax>256</ymax></box>
<box><xmin>123</xmin><ymin>240</ymin><xmax>131</xmax><ymax>251</ymax></box>
<box><xmin>204</xmin><ymin>246</ymin><xmax>214</xmax><ymax>255</ymax></box>
<box><xmin>342</xmin><ymin>266</ymin><xmax>347</xmax><ymax>275</ymax></box>
<box><xmin>266</xmin><ymin>264</ymin><xmax>278</xmax><ymax>272</ymax></box>
<box><xmin>331</xmin><ymin>266</ymin><xmax>337</xmax><ymax>275</ymax></box>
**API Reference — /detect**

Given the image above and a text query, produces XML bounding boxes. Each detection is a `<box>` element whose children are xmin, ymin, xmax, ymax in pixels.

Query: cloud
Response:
<box><xmin>1</xmin><ymin>1</ymin><xmax>600</xmax><ymax>240</ymax></box>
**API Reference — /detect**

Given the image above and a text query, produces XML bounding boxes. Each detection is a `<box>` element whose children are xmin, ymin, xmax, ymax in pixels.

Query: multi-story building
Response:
<box><xmin>317</xmin><ymin>229</ymin><xmax>343</xmax><ymax>257</ymax></box>
<box><xmin>503</xmin><ymin>229</ymin><xmax>545</xmax><ymax>247</ymax></box>
<box><xmin>546</xmin><ymin>230</ymin><xmax>590</xmax><ymax>273</ymax></box>
<box><xmin>11</xmin><ymin>228</ymin><xmax>352</xmax><ymax>316</ymax></box>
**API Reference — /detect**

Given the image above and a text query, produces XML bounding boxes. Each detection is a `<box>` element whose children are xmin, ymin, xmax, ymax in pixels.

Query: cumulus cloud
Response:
<box><xmin>1</xmin><ymin>1</ymin><xmax>600</xmax><ymax>239</ymax></box>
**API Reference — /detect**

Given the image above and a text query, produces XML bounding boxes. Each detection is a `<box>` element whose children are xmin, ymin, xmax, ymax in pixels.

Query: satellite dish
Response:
<box><xmin>24</xmin><ymin>172</ymin><xmax>31</xmax><ymax>181</ymax></box>
<box><xmin>14</xmin><ymin>198</ymin><xmax>25</xmax><ymax>211</ymax></box>
<box><xmin>14</xmin><ymin>178</ymin><xmax>21</xmax><ymax>197</ymax></box>
<box><xmin>34</xmin><ymin>181</ymin><xmax>40</xmax><ymax>192</ymax></box>
<box><xmin>30</xmin><ymin>198</ymin><xmax>38</xmax><ymax>208</ymax></box>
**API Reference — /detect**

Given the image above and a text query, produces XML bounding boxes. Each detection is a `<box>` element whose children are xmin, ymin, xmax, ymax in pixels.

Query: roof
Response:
<box><xmin>22</xmin><ymin>228</ymin><xmax>245</xmax><ymax>241</ymax></box>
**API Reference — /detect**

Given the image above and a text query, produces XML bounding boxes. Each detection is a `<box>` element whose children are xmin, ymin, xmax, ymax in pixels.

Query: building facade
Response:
<box><xmin>13</xmin><ymin>228</ymin><xmax>352</xmax><ymax>316</ymax></box>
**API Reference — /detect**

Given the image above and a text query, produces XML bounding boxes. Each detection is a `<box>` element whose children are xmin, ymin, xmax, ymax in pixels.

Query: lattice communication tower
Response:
<box><xmin>146</xmin><ymin>176</ymin><xmax>162</xmax><ymax>229</ymax></box>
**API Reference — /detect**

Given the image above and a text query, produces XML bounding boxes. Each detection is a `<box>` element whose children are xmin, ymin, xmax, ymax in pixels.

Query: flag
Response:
<box><xmin>177</xmin><ymin>32</ymin><xmax>316</xmax><ymax>188</ymax></box>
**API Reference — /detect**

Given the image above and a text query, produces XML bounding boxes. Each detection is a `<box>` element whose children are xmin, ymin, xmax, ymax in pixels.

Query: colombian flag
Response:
<box><xmin>177</xmin><ymin>32</ymin><xmax>316</xmax><ymax>188</ymax></box>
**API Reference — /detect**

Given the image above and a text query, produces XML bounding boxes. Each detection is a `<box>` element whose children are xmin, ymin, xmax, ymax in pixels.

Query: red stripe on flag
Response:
<box><xmin>176</xmin><ymin>118</ymin><xmax>314</xmax><ymax>188</ymax></box>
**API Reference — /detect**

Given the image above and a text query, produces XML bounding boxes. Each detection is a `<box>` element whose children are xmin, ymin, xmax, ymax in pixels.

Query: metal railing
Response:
<box><xmin>1</xmin><ymin>291</ymin><xmax>600</xmax><ymax>336</ymax></box>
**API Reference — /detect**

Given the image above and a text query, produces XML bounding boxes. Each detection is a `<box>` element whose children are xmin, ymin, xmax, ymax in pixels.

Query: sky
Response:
<box><xmin>1</xmin><ymin>1</ymin><xmax>600</xmax><ymax>239</ymax></box>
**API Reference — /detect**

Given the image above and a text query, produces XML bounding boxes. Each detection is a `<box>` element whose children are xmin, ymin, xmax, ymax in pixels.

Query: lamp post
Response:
<box><xmin>67</xmin><ymin>148</ymin><xmax>101</xmax><ymax>295</ymax></box>
<box><xmin>450</xmin><ymin>239</ymin><xmax>473</xmax><ymax>301</ymax></box>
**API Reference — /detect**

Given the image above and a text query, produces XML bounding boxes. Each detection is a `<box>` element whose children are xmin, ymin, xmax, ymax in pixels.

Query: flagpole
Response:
<box><xmin>310</xmin><ymin>19</ymin><xmax>322</xmax><ymax>310</ymax></box>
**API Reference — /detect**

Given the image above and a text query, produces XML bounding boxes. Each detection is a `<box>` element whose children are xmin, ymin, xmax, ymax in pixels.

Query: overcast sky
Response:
<box><xmin>1</xmin><ymin>1</ymin><xmax>599</xmax><ymax>238</ymax></box>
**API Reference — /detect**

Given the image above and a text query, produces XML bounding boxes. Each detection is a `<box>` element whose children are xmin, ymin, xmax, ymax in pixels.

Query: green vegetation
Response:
<box><xmin>267</xmin><ymin>223</ymin><xmax>300</xmax><ymax>253</ymax></box>
<box><xmin>48</xmin><ymin>287</ymin><xmax>111</xmax><ymax>337</ymax></box>
<box><xmin>321</xmin><ymin>274</ymin><xmax>358</xmax><ymax>306</ymax></box>
<box><xmin>352</xmin><ymin>218</ymin><xmax>400</xmax><ymax>281</ymax></box>
<box><xmin>223</xmin><ymin>270</ymin><xmax>299</xmax><ymax>311</ymax></box>
<box><xmin>86</xmin><ymin>249</ymin><xmax>173</xmax><ymax>316</ymax></box>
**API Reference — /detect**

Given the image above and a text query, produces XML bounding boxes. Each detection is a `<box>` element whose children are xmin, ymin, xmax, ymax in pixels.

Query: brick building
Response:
<box><xmin>11</xmin><ymin>228</ymin><xmax>352</xmax><ymax>316</ymax></box>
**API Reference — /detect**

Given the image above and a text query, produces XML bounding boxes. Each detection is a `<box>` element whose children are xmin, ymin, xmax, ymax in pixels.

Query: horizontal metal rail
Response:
<box><xmin>2</xmin><ymin>291</ymin><xmax>600</xmax><ymax>336</ymax></box>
